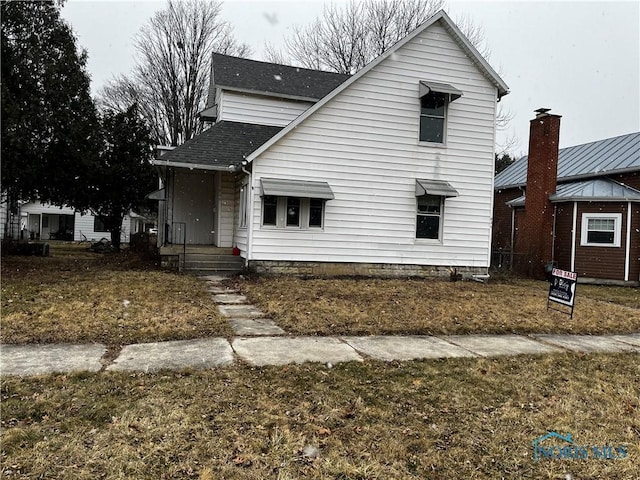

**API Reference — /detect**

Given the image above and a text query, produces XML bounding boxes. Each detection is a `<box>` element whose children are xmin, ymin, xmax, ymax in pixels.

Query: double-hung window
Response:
<box><xmin>415</xmin><ymin>179</ymin><xmax>459</xmax><ymax>241</ymax></box>
<box><xmin>580</xmin><ymin>213</ymin><xmax>622</xmax><ymax>247</ymax></box>
<box><xmin>418</xmin><ymin>81</ymin><xmax>463</xmax><ymax>144</ymax></box>
<box><xmin>260</xmin><ymin>178</ymin><xmax>334</xmax><ymax>230</ymax></box>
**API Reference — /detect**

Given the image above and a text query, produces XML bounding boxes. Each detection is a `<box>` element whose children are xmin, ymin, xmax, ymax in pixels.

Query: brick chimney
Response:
<box><xmin>516</xmin><ymin>109</ymin><xmax>561</xmax><ymax>279</ymax></box>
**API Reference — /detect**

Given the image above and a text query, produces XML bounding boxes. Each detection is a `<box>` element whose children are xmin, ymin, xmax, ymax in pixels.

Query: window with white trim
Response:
<box><xmin>416</xmin><ymin>195</ymin><xmax>443</xmax><ymax>240</ymax></box>
<box><xmin>262</xmin><ymin>196</ymin><xmax>325</xmax><ymax>229</ymax></box>
<box><xmin>419</xmin><ymin>92</ymin><xmax>447</xmax><ymax>143</ymax></box>
<box><xmin>580</xmin><ymin>213</ymin><xmax>622</xmax><ymax>247</ymax></box>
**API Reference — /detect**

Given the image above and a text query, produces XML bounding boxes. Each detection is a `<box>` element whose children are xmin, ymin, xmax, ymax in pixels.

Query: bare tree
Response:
<box><xmin>98</xmin><ymin>0</ymin><xmax>250</xmax><ymax>146</ymax></box>
<box><xmin>266</xmin><ymin>0</ymin><xmax>446</xmax><ymax>74</ymax></box>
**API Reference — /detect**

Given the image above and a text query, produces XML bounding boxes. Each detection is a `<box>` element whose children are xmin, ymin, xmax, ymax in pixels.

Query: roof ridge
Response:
<box><xmin>211</xmin><ymin>52</ymin><xmax>351</xmax><ymax>78</ymax></box>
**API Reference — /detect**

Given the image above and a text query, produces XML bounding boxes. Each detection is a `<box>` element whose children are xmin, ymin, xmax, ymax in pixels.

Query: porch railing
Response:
<box><xmin>170</xmin><ymin>222</ymin><xmax>187</xmax><ymax>271</ymax></box>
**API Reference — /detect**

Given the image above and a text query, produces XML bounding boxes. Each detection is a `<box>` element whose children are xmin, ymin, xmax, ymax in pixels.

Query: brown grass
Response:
<box><xmin>1</xmin><ymin>243</ymin><xmax>232</xmax><ymax>345</ymax></box>
<box><xmin>234</xmin><ymin>276</ymin><xmax>640</xmax><ymax>336</ymax></box>
<box><xmin>1</xmin><ymin>353</ymin><xmax>638</xmax><ymax>478</ymax></box>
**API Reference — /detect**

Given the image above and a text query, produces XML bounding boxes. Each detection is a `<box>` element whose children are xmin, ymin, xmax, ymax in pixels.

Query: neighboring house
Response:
<box><xmin>493</xmin><ymin>112</ymin><xmax>639</xmax><ymax>284</ymax></box>
<box><xmin>4</xmin><ymin>200</ymin><xmax>148</xmax><ymax>243</ymax></box>
<box><xmin>151</xmin><ymin>10</ymin><xmax>509</xmax><ymax>276</ymax></box>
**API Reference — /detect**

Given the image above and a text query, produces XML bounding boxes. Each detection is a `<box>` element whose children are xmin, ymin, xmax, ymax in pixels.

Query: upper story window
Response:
<box><xmin>418</xmin><ymin>81</ymin><xmax>463</xmax><ymax>145</ymax></box>
<box><xmin>580</xmin><ymin>213</ymin><xmax>622</xmax><ymax>247</ymax></box>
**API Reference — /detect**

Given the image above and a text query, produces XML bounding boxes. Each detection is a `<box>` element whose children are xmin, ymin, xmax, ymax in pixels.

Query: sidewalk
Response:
<box><xmin>3</xmin><ymin>274</ymin><xmax>638</xmax><ymax>376</ymax></box>
<box><xmin>1</xmin><ymin>333</ymin><xmax>639</xmax><ymax>376</ymax></box>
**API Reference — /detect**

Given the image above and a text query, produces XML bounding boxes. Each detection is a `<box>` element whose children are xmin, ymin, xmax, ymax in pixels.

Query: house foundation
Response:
<box><xmin>248</xmin><ymin>260</ymin><xmax>487</xmax><ymax>279</ymax></box>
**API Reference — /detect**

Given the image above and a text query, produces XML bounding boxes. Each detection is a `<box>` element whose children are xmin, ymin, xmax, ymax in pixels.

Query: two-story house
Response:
<box><xmin>151</xmin><ymin>10</ymin><xmax>509</xmax><ymax>276</ymax></box>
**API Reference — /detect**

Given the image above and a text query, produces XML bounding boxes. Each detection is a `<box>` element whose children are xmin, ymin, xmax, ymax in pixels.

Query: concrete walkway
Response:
<box><xmin>2</xmin><ymin>274</ymin><xmax>638</xmax><ymax>376</ymax></box>
<box><xmin>1</xmin><ymin>334</ymin><xmax>638</xmax><ymax>376</ymax></box>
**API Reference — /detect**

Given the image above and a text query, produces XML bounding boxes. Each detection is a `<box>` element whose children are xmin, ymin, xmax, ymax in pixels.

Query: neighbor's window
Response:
<box><xmin>419</xmin><ymin>92</ymin><xmax>447</xmax><ymax>143</ymax></box>
<box><xmin>94</xmin><ymin>217</ymin><xmax>108</xmax><ymax>232</ymax></box>
<box><xmin>416</xmin><ymin>195</ymin><xmax>442</xmax><ymax>240</ymax></box>
<box><xmin>580</xmin><ymin>213</ymin><xmax>622</xmax><ymax>247</ymax></box>
<box><xmin>262</xmin><ymin>196</ymin><xmax>325</xmax><ymax>229</ymax></box>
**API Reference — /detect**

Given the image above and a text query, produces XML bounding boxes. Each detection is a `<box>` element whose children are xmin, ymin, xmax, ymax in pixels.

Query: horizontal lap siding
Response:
<box><xmin>218</xmin><ymin>172</ymin><xmax>235</xmax><ymax>247</ymax></box>
<box><xmin>553</xmin><ymin>203</ymin><xmax>574</xmax><ymax>271</ymax></box>
<box><xmin>574</xmin><ymin>203</ymin><xmax>629</xmax><ymax>281</ymax></box>
<box><xmin>249</xmin><ymin>22</ymin><xmax>497</xmax><ymax>267</ymax></box>
<box><xmin>220</xmin><ymin>92</ymin><xmax>312</xmax><ymax>127</ymax></box>
<box><xmin>631</xmin><ymin>203</ymin><xmax>640</xmax><ymax>281</ymax></box>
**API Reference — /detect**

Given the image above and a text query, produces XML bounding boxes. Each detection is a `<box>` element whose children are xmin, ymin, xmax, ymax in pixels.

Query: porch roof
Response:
<box><xmin>151</xmin><ymin>121</ymin><xmax>282</xmax><ymax>171</ymax></box>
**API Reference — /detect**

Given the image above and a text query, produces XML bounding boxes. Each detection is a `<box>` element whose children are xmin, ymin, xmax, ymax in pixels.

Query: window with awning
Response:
<box><xmin>260</xmin><ymin>178</ymin><xmax>333</xmax><ymax>229</ymax></box>
<box><xmin>418</xmin><ymin>81</ymin><xmax>463</xmax><ymax>144</ymax></box>
<box><xmin>415</xmin><ymin>179</ymin><xmax>458</xmax><ymax>240</ymax></box>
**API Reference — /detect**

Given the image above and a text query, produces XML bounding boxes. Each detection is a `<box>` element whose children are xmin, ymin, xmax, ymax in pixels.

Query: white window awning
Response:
<box><xmin>415</xmin><ymin>179</ymin><xmax>459</xmax><ymax>197</ymax></box>
<box><xmin>261</xmin><ymin>178</ymin><xmax>335</xmax><ymax>200</ymax></box>
<box><xmin>419</xmin><ymin>81</ymin><xmax>463</xmax><ymax>101</ymax></box>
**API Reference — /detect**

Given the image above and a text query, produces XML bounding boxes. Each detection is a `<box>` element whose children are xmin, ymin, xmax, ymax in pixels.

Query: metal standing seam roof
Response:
<box><xmin>209</xmin><ymin>53</ymin><xmax>351</xmax><ymax>102</ymax></box>
<box><xmin>495</xmin><ymin>131</ymin><xmax>640</xmax><ymax>189</ymax></box>
<box><xmin>505</xmin><ymin>178</ymin><xmax>640</xmax><ymax>207</ymax></box>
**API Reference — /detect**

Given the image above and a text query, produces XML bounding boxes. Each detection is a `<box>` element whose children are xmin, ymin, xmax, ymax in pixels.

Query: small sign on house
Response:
<box><xmin>548</xmin><ymin>267</ymin><xmax>578</xmax><ymax>317</ymax></box>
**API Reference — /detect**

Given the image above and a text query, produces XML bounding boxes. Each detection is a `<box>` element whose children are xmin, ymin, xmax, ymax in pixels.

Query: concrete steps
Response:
<box><xmin>182</xmin><ymin>253</ymin><xmax>243</xmax><ymax>274</ymax></box>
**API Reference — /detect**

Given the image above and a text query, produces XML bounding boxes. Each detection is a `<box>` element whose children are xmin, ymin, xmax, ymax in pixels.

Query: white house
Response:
<box><xmin>151</xmin><ymin>10</ymin><xmax>509</xmax><ymax>276</ymax></box>
<box><xmin>4</xmin><ymin>200</ymin><xmax>145</xmax><ymax>243</ymax></box>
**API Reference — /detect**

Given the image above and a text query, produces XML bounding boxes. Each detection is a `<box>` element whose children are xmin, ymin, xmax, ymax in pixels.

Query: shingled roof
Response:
<box><xmin>151</xmin><ymin>121</ymin><xmax>283</xmax><ymax>170</ymax></box>
<box><xmin>495</xmin><ymin>131</ymin><xmax>640</xmax><ymax>189</ymax></box>
<box><xmin>210</xmin><ymin>53</ymin><xmax>351</xmax><ymax>101</ymax></box>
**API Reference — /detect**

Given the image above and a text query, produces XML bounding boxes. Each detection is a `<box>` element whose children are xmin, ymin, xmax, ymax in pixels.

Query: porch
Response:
<box><xmin>160</xmin><ymin>245</ymin><xmax>244</xmax><ymax>275</ymax></box>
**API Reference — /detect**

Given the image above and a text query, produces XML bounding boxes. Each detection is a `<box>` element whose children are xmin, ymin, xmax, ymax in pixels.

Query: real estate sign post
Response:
<box><xmin>547</xmin><ymin>268</ymin><xmax>578</xmax><ymax>317</ymax></box>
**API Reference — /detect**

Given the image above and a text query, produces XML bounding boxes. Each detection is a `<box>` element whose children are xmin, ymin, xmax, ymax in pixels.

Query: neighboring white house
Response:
<box><xmin>151</xmin><ymin>10</ymin><xmax>510</xmax><ymax>276</ymax></box>
<box><xmin>4</xmin><ymin>200</ymin><xmax>146</xmax><ymax>243</ymax></box>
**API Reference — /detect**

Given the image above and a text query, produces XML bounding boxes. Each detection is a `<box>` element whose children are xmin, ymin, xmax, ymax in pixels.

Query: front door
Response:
<box><xmin>28</xmin><ymin>214</ymin><xmax>41</xmax><ymax>240</ymax></box>
<box><xmin>173</xmin><ymin>170</ymin><xmax>216</xmax><ymax>245</ymax></box>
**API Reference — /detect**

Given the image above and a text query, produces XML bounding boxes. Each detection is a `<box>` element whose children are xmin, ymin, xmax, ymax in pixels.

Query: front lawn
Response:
<box><xmin>234</xmin><ymin>276</ymin><xmax>639</xmax><ymax>336</ymax></box>
<box><xmin>2</xmin><ymin>353</ymin><xmax>638</xmax><ymax>479</ymax></box>
<box><xmin>1</xmin><ymin>243</ymin><xmax>232</xmax><ymax>345</ymax></box>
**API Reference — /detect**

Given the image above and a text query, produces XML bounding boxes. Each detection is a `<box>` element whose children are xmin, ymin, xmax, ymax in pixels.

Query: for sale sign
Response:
<box><xmin>548</xmin><ymin>268</ymin><xmax>578</xmax><ymax>308</ymax></box>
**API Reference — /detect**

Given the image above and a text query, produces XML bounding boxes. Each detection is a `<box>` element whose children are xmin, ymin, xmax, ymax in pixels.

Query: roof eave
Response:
<box><xmin>550</xmin><ymin>196</ymin><xmax>640</xmax><ymax>203</ymax></box>
<box><xmin>215</xmin><ymin>84</ymin><xmax>321</xmax><ymax>103</ymax></box>
<box><xmin>150</xmin><ymin>158</ymin><xmax>238</xmax><ymax>172</ymax></box>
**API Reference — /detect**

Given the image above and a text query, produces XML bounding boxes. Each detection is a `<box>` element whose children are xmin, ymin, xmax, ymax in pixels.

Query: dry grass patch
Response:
<box><xmin>1</xmin><ymin>353</ymin><xmax>638</xmax><ymax>478</ymax></box>
<box><xmin>234</xmin><ymin>277</ymin><xmax>639</xmax><ymax>336</ymax></box>
<box><xmin>1</xmin><ymin>243</ymin><xmax>231</xmax><ymax>345</ymax></box>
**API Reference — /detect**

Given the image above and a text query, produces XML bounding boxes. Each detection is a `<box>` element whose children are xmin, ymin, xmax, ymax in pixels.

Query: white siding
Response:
<box><xmin>75</xmin><ymin>212</ymin><xmax>132</xmax><ymax>243</ymax></box>
<box><xmin>249</xmin><ymin>23</ymin><xmax>497</xmax><ymax>268</ymax></box>
<box><xmin>218</xmin><ymin>172</ymin><xmax>235</xmax><ymax>247</ymax></box>
<box><xmin>219</xmin><ymin>91</ymin><xmax>312</xmax><ymax>127</ymax></box>
<box><xmin>232</xmin><ymin>174</ymin><xmax>248</xmax><ymax>255</ymax></box>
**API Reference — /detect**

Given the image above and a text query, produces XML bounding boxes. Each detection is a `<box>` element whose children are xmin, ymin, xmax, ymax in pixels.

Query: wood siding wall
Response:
<box><xmin>250</xmin><ymin>22</ymin><xmax>498</xmax><ymax>267</ymax></box>
<box><xmin>220</xmin><ymin>91</ymin><xmax>313</xmax><ymax>127</ymax></box>
<box><xmin>492</xmin><ymin>188</ymin><xmax>522</xmax><ymax>250</ymax></box>
<box><xmin>574</xmin><ymin>202</ymin><xmax>633</xmax><ymax>281</ymax></box>
<box><xmin>552</xmin><ymin>203</ymin><xmax>574</xmax><ymax>271</ymax></box>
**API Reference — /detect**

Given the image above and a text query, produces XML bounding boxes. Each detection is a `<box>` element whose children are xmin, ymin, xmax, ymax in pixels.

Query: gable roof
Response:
<box><xmin>495</xmin><ymin>131</ymin><xmax>640</xmax><ymax>189</ymax></box>
<box><xmin>210</xmin><ymin>53</ymin><xmax>351</xmax><ymax>102</ymax></box>
<box><xmin>246</xmin><ymin>10</ymin><xmax>509</xmax><ymax>163</ymax></box>
<box><xmin>150</xmin><ymin>121</ymin><xmax>282</xmax><ymax>171</ymax></box>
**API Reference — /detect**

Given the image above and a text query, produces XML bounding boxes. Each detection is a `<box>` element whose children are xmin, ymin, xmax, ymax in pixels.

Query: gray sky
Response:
<box><xmin>60</xmin><ymin>0</ymin><xmax>640</xmax><ymax>156</ymax></box>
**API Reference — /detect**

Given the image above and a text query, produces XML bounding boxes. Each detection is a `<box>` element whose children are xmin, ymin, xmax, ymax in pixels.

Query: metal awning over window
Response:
<box><xmin>419</xmin><ymin>81</ymin><xmax>463</xmax><ymax>101</ymax></box>
<box><xmin>415</xmin><ymin>179</ymin><xmax>459</xmax><ymax>197</ymax></box>
<box><xmin>261</xmin><ymin>178</ymin><xmax>335</xmax><ymax>199</ymax></box>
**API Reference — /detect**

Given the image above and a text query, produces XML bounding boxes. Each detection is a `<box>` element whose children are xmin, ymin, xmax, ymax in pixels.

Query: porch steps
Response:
<box><xmin>182</xmin><ymin>253</ymin><xmax>243</xmax><ymax>274</ymax></box>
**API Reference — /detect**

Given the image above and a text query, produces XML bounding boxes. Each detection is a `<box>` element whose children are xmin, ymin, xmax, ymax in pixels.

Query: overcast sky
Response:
<box><xmin>60</xmin><ymin>0</ymin><xmax>639</xmax><ymax>156</ymax></box>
